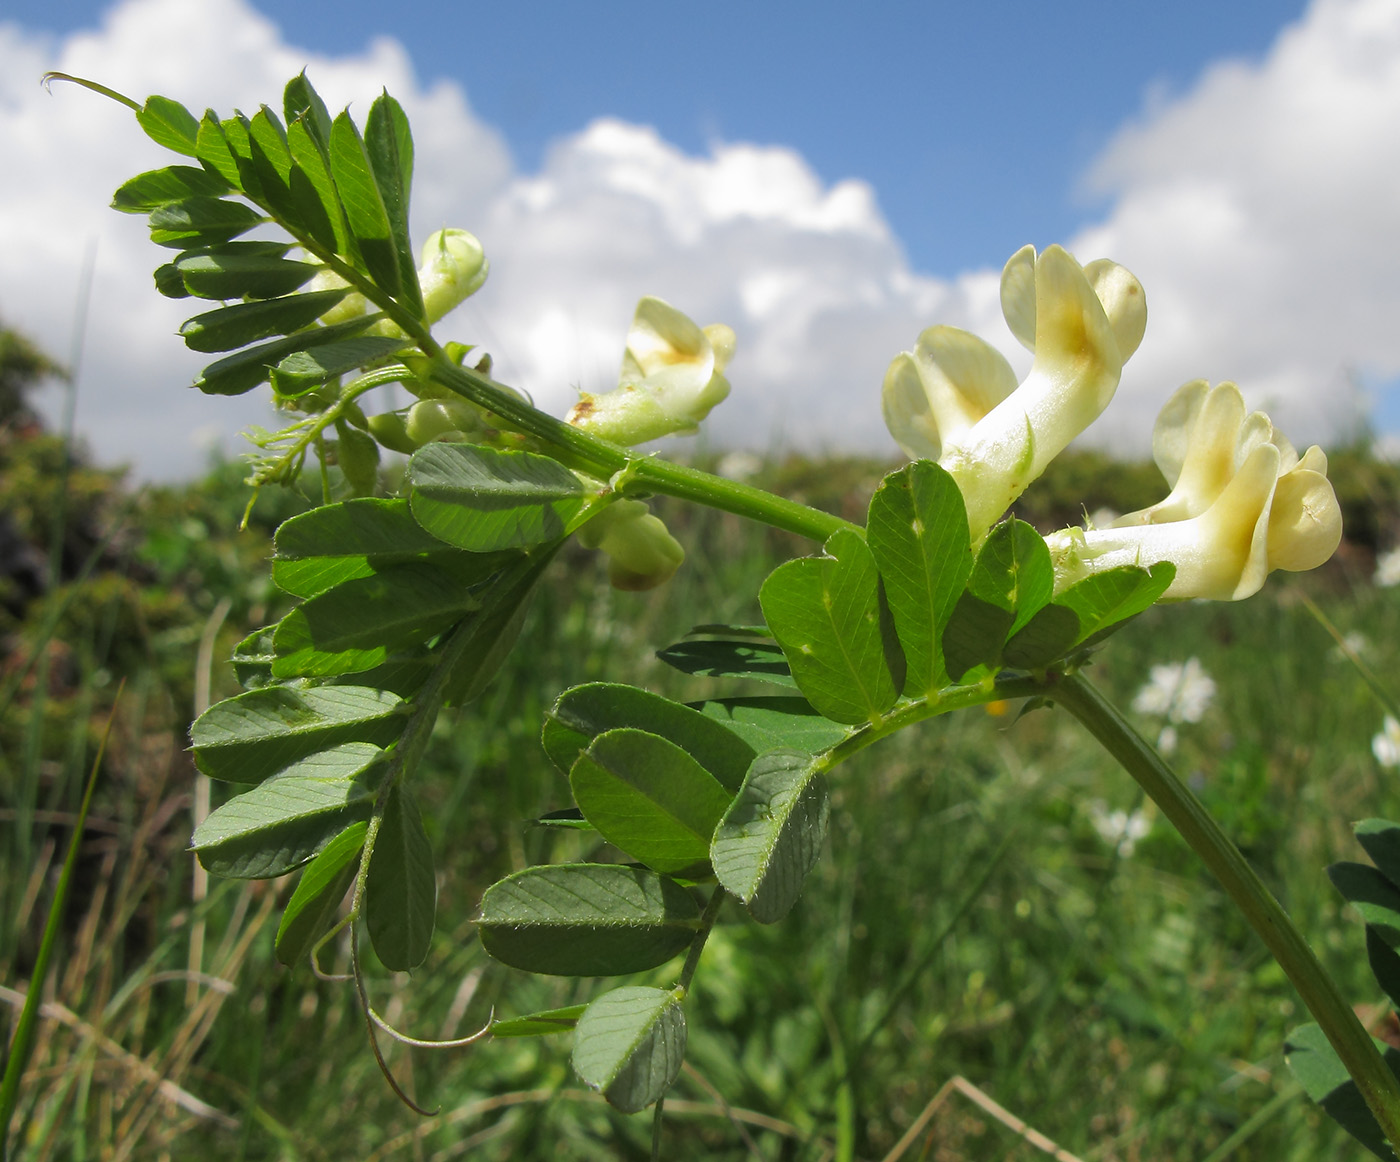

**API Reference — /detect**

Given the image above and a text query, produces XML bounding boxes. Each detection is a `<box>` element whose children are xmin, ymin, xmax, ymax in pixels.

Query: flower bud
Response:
<box><xmin>577</xmin><ymin>499</ymin><xmax>685</xmax><ymax>590</ymax></box>
<box><xmin>418</xmin><ymin>228</ymin><xmax>488</xmax><ymax>323</ymax></box>
<box><xmin>405</xmin><ymin>398</ymin><xmax>483</xmax><ymax>445</ymax></box>
<box><xmin>334</xmin><ymin>420</ymin><xmax>380</xmax><ymax>497</ymax></box>
<box><xmin>567</xmin><ymin>298</ymin><xmax>733</xmax><ymax>445</ymax></box>
<box><xmin>884</xmin><ymin>245</ymin><xmax>1135</xmax><ymax>539</ymax></box>
<box><xmin>1046</xmin><ymin>383</ymin><xmax>1342</xmax><ymax>600</ymax></box>
<box><xmin>366</xmin><ymin>411</ymin><xmax>418</xmax><ymax>454</ymax></box>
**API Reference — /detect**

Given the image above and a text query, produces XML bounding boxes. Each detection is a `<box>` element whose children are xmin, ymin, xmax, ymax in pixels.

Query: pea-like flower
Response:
<box><xmin>882</xmin><ymin>244</ymin><xmax>1146</xmax><ymax>540</ymax></box>
<box><xmin>567</xmin><ymin>297</ymin><xmax>735</xmax><ymax>446</ymax></box>
<box><xmin>1046</xmin><ymin>381</ymin><xmax>1342</xmax><ymax>601</ymax></box>
<box><xmin>577</xmin><ymin>499</ymin><xmax>686</xmax><ymax>591</ymax></box>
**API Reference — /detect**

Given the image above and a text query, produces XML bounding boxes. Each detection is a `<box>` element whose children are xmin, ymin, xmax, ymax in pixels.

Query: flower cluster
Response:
<box><xmin>883</xmin><ymin>244</ymin><xmax>1145</xmax><ymax>539</ymax></box>
<box><xmin>882</xmin><ymin>245</ymin><xmax>1343</xmax><ymax>600</ymax></box>
<box><xmin>1046</xmin><ymin>381</ymin><xmax>1341</xmax><ymax>600</ymax></box>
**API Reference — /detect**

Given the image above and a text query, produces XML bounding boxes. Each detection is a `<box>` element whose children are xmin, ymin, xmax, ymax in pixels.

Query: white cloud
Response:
<box><xmin>4</xmin><ymin>0</ymin><xmax>1399</xmax><ymax>480</ymax></box>
<box><xmin>1070</xmin><ymin>0</ymin><xmax>1400</xmax><ymax>450</ymax></box>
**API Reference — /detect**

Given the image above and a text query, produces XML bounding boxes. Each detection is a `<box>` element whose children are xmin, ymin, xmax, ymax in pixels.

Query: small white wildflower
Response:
<box><xmin>1331</xmin><ymin>631</ymin><xmax>1370</xmax><ymax>661</ymax></box>
<box><xmin>1376</xmin><ymin>548</ymin><xmax>1400</xmax><ymax>588</ymax></box>
<box><xmin>1132</xmin><ymin>658</ymin><xmax>1217</xmax><ymax>724</ymax></box>
<box><xmin>1374</xmin><ymin>717</ymin><xmax>1400</xmax><ymax>768</ymax></box>
<box><xmin>1087</xmin><ymin>800</ymin><xmax>1153</xmax><ymax>857</ymax></box>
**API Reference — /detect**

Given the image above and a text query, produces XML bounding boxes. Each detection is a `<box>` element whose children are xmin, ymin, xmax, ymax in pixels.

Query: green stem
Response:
<box><xmin>675</xmin><ymin>888</ymin><xmax>727</xmax><ymax>997</ymax></box>
<box><xmin>425</xmin><ymin>360</ymin><xmax>855</xmax><ymax>543</ymax></box>
<box><xmin>1051</xmin><ymin>669</ymin><xmax>1400</xmax><ymax>1151</ymax></box>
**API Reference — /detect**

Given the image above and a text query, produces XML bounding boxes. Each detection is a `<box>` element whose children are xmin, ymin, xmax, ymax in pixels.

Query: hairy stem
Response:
<box><xmin>1051</xmin><ymin>668</ymin><xmax>1400</xmax><ymax>1151</ymax></box>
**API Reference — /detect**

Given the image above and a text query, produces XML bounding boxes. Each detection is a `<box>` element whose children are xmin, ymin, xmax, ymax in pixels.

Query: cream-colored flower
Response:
<box><xmin>1374</xmin><ymin>716</ymin><xmax>1400</xmax><ymax>768</ymax></box>
<box><xmin>567</xmin><ymin>297</ymin><xmax>734</xmax><ymax>446</ymax></box>
<box><xmin>882</xmin><ymin>245</ymin><xmax>1144</xmax><ymax>539</ymax></box>
<box><xmin>1047</xmin><ymin>382</ymin><xmax>1342</xmax><ymax>600</ymax></box>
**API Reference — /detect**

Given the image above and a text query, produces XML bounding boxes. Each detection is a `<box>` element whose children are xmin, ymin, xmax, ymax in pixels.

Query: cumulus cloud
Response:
<box><xmin>1070</xmin><ymin>0</ymin><xmax>1400</xmax><ymax>448</ymax></box>
<box><xmin>3</xmin><ymin>0</ymin><xmax>1398</xmax><ymax>479</ymax></box>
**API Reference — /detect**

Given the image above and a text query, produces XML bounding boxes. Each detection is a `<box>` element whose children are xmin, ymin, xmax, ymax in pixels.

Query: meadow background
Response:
<box><xmin>6</xmin><ymin>324</ymin><xmax>1400</xmax><ymax>1160</ymax></box>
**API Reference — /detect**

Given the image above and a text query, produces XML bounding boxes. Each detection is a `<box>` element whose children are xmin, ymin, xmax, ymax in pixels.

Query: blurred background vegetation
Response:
<box><xmin>5</xmin><ymin>316</ymin><xmax>1400</xmax><ymax>1160</ymax></box>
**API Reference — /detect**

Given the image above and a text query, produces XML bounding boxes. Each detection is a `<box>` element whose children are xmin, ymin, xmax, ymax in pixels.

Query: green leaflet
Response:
<box><xmin>329</xmin><ymin>109</ymin><xmax>402</xmax><ymax>300</ymax></box>
<box><xmin>710</xmin><ymin>750</ymin><xmax>829</xmax><ymax>924</ymax></box>
<box><xmin>274</xmin><ymin>821</ymin><xmax>366</xmax><ymax>967</ymax></box>
<box><xmin>366</xmin><ymin>785</ymin><xmax>436</xmax><ymax>971</ymax></box>
<box><xmin>285</xmin><ymin>115</ymin><xmax>349</xmax><ymax>256</ymax></box>
<box><xmin>271</xmin><ymin>559</ymin><xmax>481</xmax><ymax>678</ymax></box>
<box><xmin>866</xmin><ymin>460</ymin><xmax>972</xmax><ymax>697</ymax></box>
<box><xmin>178</xmin><ymin>289</ymin><xmax>351</xmax><ymax>354</ymax></box>
<box><xmin>231</xmin><ymin>626</ymin><xmax>276</xmax><ymax>689</ymax></box>
<box><xmin>491</xmin><ymin>1004</ymin><xmax>588</xmax><ymax>1038</ymax></box>
<box><xmin>1355</xmin><ymin>819</ymin><xmax>1400</xmax><ymax>889</ymax></box>
<box><xmin>690</xmin><ymin>696</ymin><xmax>852</xmax><ymax>755</ymax></box>
<box><xmin>276</xmin><ymin>496</ymin><xmax>449</xmax><ymax>558</ymax></box>
<box><xmin>1054</xmin><ymin>562</ymin><xmax>1176</xmax><ymax>649</ymax></box>
<box><xmin>1286</xmin><ymin>1023</ymin><xmax>1400</xmax><ymax>1160</ymax></box>
<box><xmin>284</xmin><ymin>73</ymin><xmax>334</xmax><ymax>145</ymax></box>
<box><xmin>942</xmin><ymin>519</ymin><xmax>1052</xmax><ymax>681</ymax></box>
<box><xmin>112</xmin><ymin>165</ymin><xmax>234</xmax><ymax>212</ymax></box>
<box><xmin>191</xmin><ymin>315</ymin><xmax>377</xmax><ymax>396</ymax></box>
<box><xmin>173</xmin><ymin>241</ymin><xmax>317</xmax><ymax>301</ymax></box>
<box><xmin>1000</xmin><ymin>605</ymin><xmax>1081</xmax><ymax>671</ymax></box>
<box><xmin>654</xmin><ymin>638</ymin><xmax>795</xmax><ymax>688</ymax></box>
<box><xmin>135</xmin><ymin>94</ymin><xmax>200</xmax><ymax>156</ymax></box>
<box><xmin>476</xmin><ymin>864</ymin><xmax>700</xmax><ymax>976</ymax></box>
<box><xmin>544</xmin><ymin>683</ymin><xmax>756</xmax><ymax>793</ymax></box>
<box><xmin>192</xmin><ymin>743</ymin><xmax>382</xmax><ymax>879</ymax></box>
<box><xmin>190</xmin><ymin>684</ymin><xmax>408</xmax><ymax>784</ymax></box>
<box><xmin>365</xmin><ymin>92</ymin><xmax>423</xmax><ymax>319</ymax></box>
<box><xmin>569</xmin><ymin>729</ymin><xmax>733</xmax><ymax>876</ymax></box>
<box><xmin>148</xmin><ymin>197</ymin><xmax>264</xmax><ymax>248</ymax></box>
<box><xmin>272</xmin><ymin>337</ymin><xmax>409</xmax><ymax>391</ymax></box>
<box><xmin>408</xmin><ymin>443</ymin><xmax>586</xmax><ymax>551</ymax></box>
<box><xmin>760</xmin><ymin>528</ymin><xmax>903</xmax><ymax>725</ymax></box>
<box><xmin>572</xmin><ymin>986</ymin><xmax>686</xmax><ymax>1114</ymax></box>
<box><xmin>1328</xmin><ymin>863</ymin><xmax>1400</xmax><ymax>947</ymax></box>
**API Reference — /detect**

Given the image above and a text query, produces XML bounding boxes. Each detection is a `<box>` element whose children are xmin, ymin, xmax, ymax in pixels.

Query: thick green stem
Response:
<box><xmin>1052</xmin><ymin>669</ymin><xmax>1400</xmax><ymax>1151</ymax></box>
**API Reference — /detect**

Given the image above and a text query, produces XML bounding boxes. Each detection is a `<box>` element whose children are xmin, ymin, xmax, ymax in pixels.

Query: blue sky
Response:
<box><xmin>2</xmin><ymin>0</ymin><xmax>1397</xmax><ymax>477</ymax></box>
<box><xmin>7</xmin><ymin>0</ymin><xmax>1309</xmax><ymax>275</ymax></box>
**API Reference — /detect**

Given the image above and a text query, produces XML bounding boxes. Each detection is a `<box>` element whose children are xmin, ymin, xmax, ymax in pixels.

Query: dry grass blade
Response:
<box><xmin>881</xmin><ymin>1076</ymin><xmax>1086</xmax><ymax>1162</ymax></box>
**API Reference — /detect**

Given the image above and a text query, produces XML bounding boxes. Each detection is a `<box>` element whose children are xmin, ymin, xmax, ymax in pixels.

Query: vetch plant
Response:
<box><xmin>26</xmin><ymin>66</ymin><xmax>1400</xmax><ymax>1159</ymax></box>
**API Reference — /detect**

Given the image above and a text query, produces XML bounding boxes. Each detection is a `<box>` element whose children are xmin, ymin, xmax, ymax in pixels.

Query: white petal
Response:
<box><xmin>881</xmin><ymin>351</ymin><xmax>942</xmax><ymax>460</ymax></box>
<box><xmin>1151</xmin><ymin>380</ymin><xmax>1211</xmax><ymax>486</ymax></box>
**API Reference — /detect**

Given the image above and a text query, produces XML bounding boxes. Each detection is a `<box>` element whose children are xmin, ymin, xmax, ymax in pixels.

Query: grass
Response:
<box><xmin>3</xmin><ymin>456</ymin><xmax>1398</xmax><ymax>1160</ymax></box>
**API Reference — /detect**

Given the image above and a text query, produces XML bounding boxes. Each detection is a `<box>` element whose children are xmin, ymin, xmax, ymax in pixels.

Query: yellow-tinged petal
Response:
<box><xmin>1083</xmin><ymin>259</ymin><xmax>1147</xmax><ymax>362</ymax></box>
<box><xmin>1267</xmin><ymin>447</ymin><xmax>1343</xmax><ymax>573</ymax></box>
<box><xmin>1000</xmin><ymin>244</ymin><xmax>1038</xmax><ymax>352</ymax></box>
